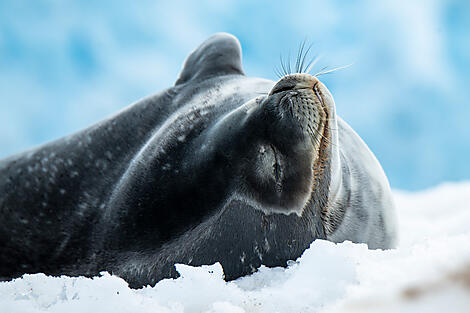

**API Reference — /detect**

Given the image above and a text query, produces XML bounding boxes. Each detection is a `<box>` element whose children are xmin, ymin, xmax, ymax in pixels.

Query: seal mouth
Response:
<box><xmin>270</xmin><ymin>73</ymin><xmax>330</xmax><ymax>154</ymax></box>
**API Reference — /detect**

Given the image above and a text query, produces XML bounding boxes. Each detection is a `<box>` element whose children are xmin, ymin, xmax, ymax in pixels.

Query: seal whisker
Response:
<box><xmin>295</xmin><ymin>41</ymin><xmax>303</xmax><ymax>74</ymax></box>
<box><xmin>295</xmin><ymin>40</ymin><xmax>308</xmax><ymax>73</ymax></box>
<box><xmin>287</xmin><ymin>51</ymin><xmax>292</xmax><ymax>74</ymax></box>
<box><xmin>309</xmin><ymin>122</ymin><xmax>337</xmax><ymax>148</ymax></box>
<box><xmin>299</xmin><ymin>42</ymin><xmax>314</xmax><ymax>73</ymax></box>
<box><xmin>307</xmin><ymin>125</ymin><xmax>323</xmax><ymax>147</ymax></box>
<box><xmin>314</xmin><ymin>65</ymin><xmax>329</xmax><ymax>76</ymax></box>
<box><xmin>314</xmin><ymin>128</ymin><xmax>333</xmax><ymax>146</ymax></box>
<box><xmin>280</xmin><ymin>54</ymin><xmax>289</xmax><ymax>77</ymax></box>
<box><xmin>314</xmin><ymin>63</ymin><xmax>353</xmax><ymax>77</ymax></box>
<box><xmin>275</xmin><ymin>43</ymin><xmax>351</xmax><ymax>79</ymax></box>
<box><xmin>305</xmin><ymin>55</ymin><xmax>321</xmax><ymax>75</ymax></box>
<box><xmin>273</xmin><ymin>66</ymin><xmax>282</xmax><ymax>79</ymax></box>
<box><xmin>277</xmin><ymin>41</ymin><xmax>318</xmax><ymax>76</ymax></box>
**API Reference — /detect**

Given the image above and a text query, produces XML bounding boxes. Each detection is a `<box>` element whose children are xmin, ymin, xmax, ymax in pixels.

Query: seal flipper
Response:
<box><xmin>175</xmin><ymin>33</ymin><xmax>245</xmax><ymax>85</ymax></box>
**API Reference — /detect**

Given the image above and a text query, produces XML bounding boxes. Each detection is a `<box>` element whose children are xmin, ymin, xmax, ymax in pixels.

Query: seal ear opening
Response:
<box><xmin>175</xmin><ymin>33</ymin><xmax>245</xmax><ymax>85</ymax></box>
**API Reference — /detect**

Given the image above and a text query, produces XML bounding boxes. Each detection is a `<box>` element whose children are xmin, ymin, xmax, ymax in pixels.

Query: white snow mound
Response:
<box><xmin>1</xmin><ymin>182</ymin><xmax>470</xmax><ymax>313</ymax></box>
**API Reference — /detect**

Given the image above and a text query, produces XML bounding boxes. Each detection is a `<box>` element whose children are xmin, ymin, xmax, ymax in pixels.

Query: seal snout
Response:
<box><xmin>269</xmin><ymin>73</ymin><xmax>321</xmax><ymax>97</ymax></box>
<box><xmin>269</xmin><ymin>74</ymin><xmax>328</xmax><ymax>150</ymax></box>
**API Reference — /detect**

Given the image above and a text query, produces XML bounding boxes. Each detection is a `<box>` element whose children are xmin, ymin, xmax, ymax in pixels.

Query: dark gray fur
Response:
<box><xmin>0</xmin><ymin>33</ymin><xmax>396</xmax><ymax>288</ymax></box>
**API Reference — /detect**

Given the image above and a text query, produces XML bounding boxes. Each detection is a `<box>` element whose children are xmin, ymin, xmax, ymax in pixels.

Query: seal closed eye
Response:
<box><xmin>0</xmin><ymin>32</ymin><xmax>397</xmax><ymax>288</ymax></box>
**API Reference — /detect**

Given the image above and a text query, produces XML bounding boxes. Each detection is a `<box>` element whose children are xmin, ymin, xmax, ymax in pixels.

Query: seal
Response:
<box><xmin>0</xmin><ymin>33</ymin><xmax>397</xmax><ymax>288</ymax></box>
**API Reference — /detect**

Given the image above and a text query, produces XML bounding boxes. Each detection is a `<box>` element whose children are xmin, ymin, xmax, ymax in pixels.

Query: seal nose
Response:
<box><xmin>269</xmin><ymin>73</ymin><xmax>320</xmax><ymax>96</ymax></box>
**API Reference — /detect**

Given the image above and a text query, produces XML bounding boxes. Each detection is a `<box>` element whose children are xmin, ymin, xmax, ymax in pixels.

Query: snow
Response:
<box><xmin>1</xmin><ymin>182</ymin><xmax>470</xmax><ymax>313</ymax></box>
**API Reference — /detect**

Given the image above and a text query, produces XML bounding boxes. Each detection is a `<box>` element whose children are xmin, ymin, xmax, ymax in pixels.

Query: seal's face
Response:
<box><xmin>269</xmin><ymin>73</ymin><xmax>330</xmax><ymax>159</ymax></box>
<box><xmin>228</xmin><ymin>73</ymin><xmax>333</xmax><ymax>216</ymax></box>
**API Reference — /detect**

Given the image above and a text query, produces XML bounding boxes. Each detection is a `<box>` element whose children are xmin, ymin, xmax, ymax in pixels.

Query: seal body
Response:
<box><xmin>0</xmin><ymin>33</ymin><xmax>397</xmax><ymax>288</ymax></box>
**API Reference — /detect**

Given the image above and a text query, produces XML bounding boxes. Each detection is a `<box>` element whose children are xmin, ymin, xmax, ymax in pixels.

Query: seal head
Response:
<box><xmin>228</xmin><ymin>73</ymin><xmax>333</xmax><ymax>216</ymax></box>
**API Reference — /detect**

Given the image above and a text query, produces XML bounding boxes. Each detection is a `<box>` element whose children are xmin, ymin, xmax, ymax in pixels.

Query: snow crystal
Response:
<box><xmin>1</xmin><ymin>182</ymin><xmax>470</xmax><ymax>313</ymax></box>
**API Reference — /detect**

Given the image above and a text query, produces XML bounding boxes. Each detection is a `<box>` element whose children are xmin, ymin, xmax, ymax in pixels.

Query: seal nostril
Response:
<box><xmin>270</xmin><ymin>85</ymin><xmax>293</xmax><ymax>95</ymax></box>
<box><xmin>270</xmin><ymin>78</ymin><xmax>299</xmax><ymax>95</ymax></box>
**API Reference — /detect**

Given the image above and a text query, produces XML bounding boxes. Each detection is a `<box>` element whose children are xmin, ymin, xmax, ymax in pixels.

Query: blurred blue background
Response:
<box><xmin>0</xmin><ymin>0</ymin><xmax>469</xmax><ymax>190</ymax></box>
